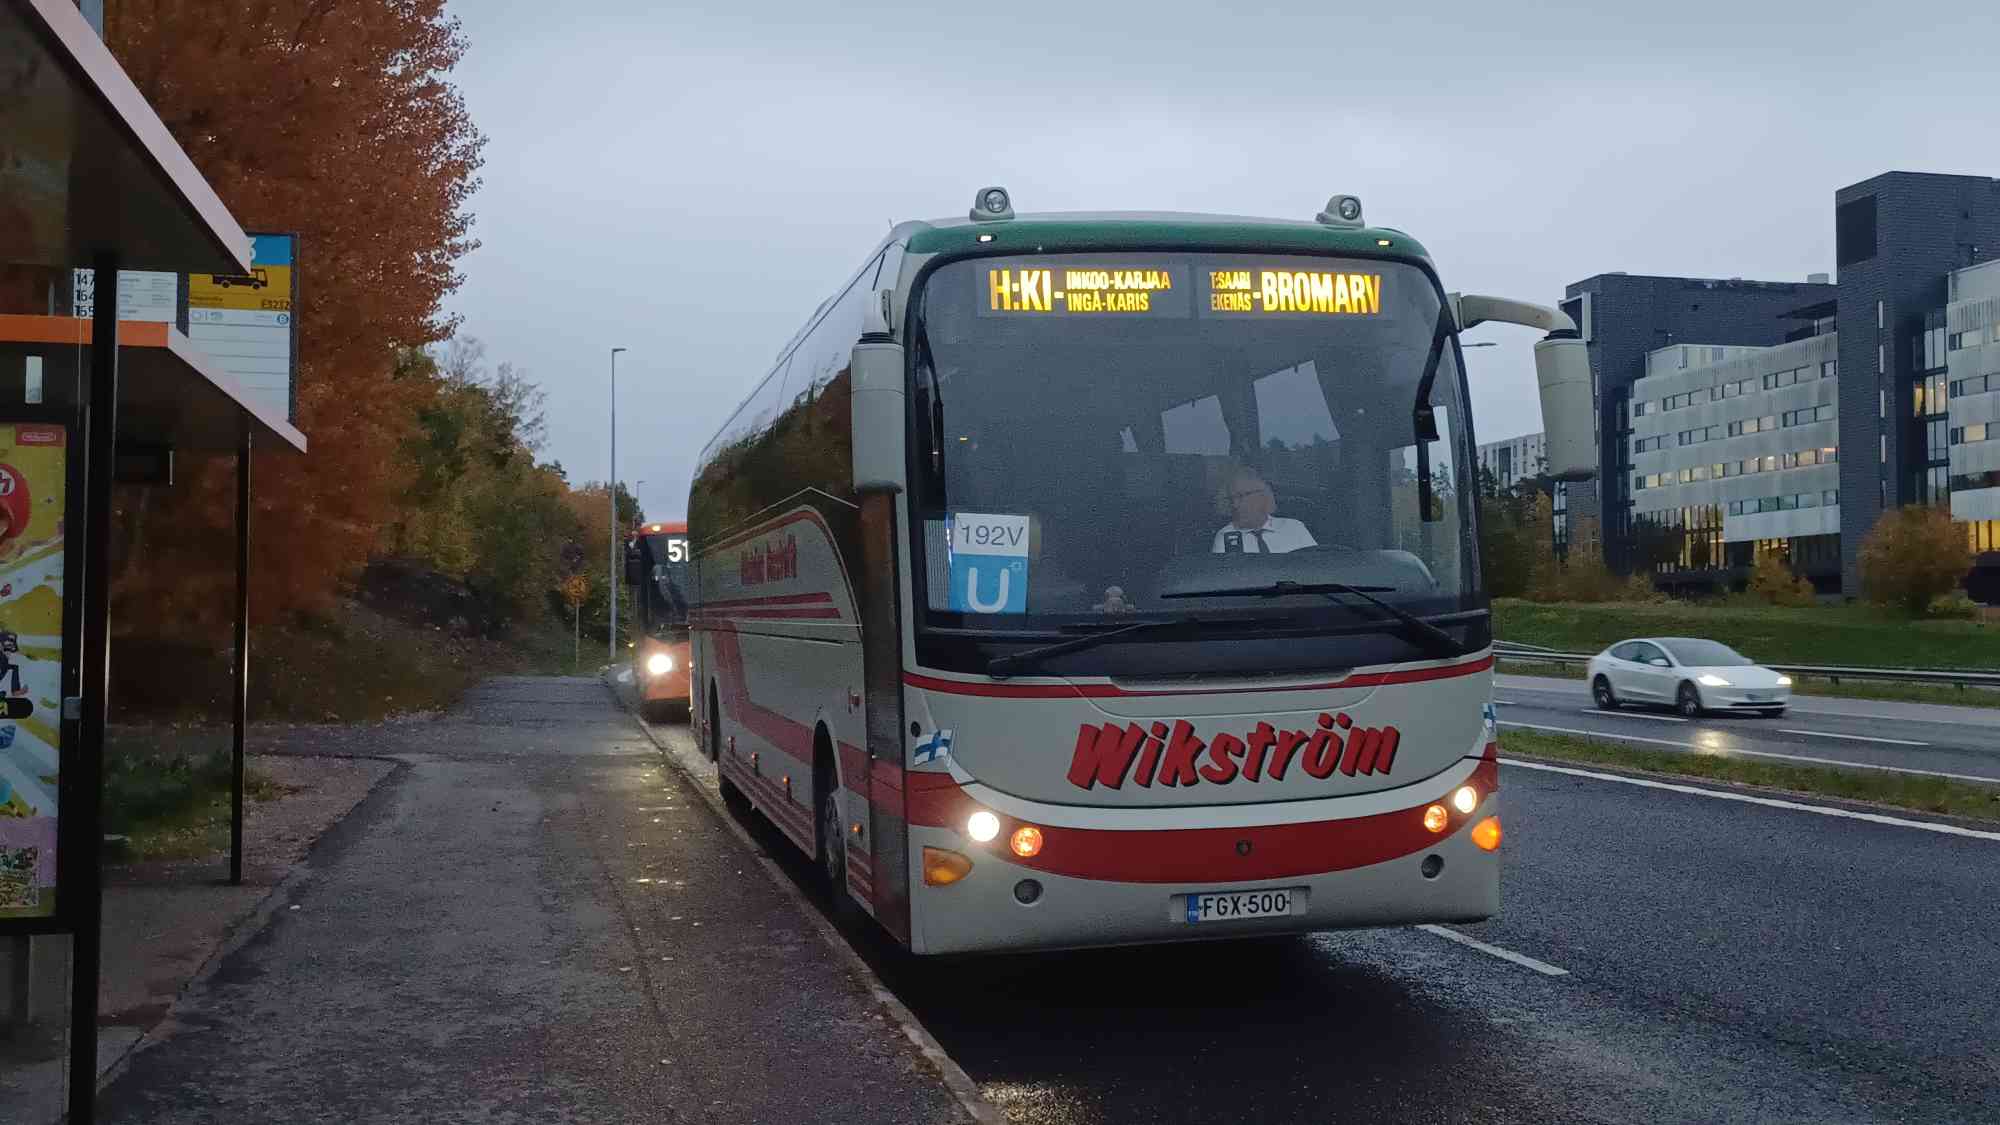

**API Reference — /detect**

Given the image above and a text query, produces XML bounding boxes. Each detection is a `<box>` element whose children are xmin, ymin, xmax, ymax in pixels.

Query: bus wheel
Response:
<box><xmin>814</xmin><ymin>735</ymin><xmax>848</xmax><ymax>900</ymax></box>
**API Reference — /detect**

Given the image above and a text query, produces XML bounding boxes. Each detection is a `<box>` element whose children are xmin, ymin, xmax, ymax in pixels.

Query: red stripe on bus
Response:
<box><xmin>904</xmin><ymin>755</ymin><xmax>1500</xmax><ymax>884</ymax></box>
<box><xmin>837</xmin><ymin>742</ymin><xmax>871</xmax><ymax>799</ymax></box>
<box><xmin>902</xmin><ymin>653</ymin><xmax>1492</xmax><ymax>700</ymax></box>
<box><xmin>694</xmin><ymin>607</ymin><xmax>846</xmax><ymax>621</ymax></box>
<box><xmin>709</xmin><ymin>630</ymin><xmax>902</xmax><ymax>815</ymax></box>
<box><xmin>870</xmin><ymin>759</ymin><xmax>906</xmax><ymax>794</ymax></box>
<box><xmin>701</xmin><ymin>592</ymin><xmax>836</xmax><ymax>609</ymax></box>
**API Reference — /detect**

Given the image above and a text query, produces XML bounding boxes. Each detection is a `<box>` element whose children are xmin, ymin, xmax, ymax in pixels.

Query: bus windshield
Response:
<box><xmin>637</xmin><ymin>533</ymin><xmax>692</xmax><ymax>637</ymax></box>
<box><xmin>908</xmin><ymin>252</ymin><xmax>1479</xmax><ymax>661</ymax></box>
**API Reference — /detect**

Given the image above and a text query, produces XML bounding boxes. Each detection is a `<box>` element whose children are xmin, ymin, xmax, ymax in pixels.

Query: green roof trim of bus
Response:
<box><xmin>903</xmin><ymin>215</ymin><xmax>1433</xmax><ymax>261</ymax></box>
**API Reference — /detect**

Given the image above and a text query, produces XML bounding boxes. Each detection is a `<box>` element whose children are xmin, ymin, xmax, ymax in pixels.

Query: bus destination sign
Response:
<box><xmin>978</xmin><ymin>262</ymin><xmax>1381</xmax><ymax>320</ymax></box>
<box><xmin>981</xmin><ymin>264</ymin><xmax>1190</xmax><ymax>317</ymax></box>
<box><xmin>1205</xmin><ymin>269</ymin><xmax>1383</xmax><ymax>316</ymax></box>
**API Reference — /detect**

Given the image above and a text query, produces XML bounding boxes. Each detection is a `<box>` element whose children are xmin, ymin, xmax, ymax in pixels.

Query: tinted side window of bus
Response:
<box><xmin>690</xmin><ymin>250</ymin><xmax>886</xmax><ymax>537</ymax></box>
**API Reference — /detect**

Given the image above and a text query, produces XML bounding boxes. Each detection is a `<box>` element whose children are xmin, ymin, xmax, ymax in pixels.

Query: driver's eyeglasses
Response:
<box><xmin>1230</xmin><ymin>487</ymin><xmax>1272</xmax><ymax>501</ymax></box>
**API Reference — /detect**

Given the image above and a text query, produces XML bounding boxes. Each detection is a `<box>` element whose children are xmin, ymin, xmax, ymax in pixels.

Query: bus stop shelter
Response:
<box><xmin>1</xmin><ymin>0</ymin><xmax>307</xmax><ymax>1119</ymax></box>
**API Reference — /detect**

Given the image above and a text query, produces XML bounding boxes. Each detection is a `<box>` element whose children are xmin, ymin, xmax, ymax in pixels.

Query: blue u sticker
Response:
<box><xmin>947</xmin><ymin>512</ymin><xmax>1030</xmax><ymax>614</ymax></box>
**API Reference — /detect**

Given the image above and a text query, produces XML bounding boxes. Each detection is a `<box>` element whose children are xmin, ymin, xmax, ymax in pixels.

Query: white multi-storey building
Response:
<box><xmin>1944</xmin><ymin>259</ymin><xmax>2000</xmax><ymax>551</ymax></box>
<box><xmin>1476</xmin><ymin>431</ymin><xmax>1547</xmax><ymax>492</ymax></box>
<box><xmin>1626</xmin><ymin>335</ymin><xmax>1843</xmax><ymax>580</ymax></box>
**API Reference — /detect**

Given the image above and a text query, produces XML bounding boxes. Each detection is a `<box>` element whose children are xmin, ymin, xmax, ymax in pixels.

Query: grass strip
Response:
<box><xmin>1501</xmin><ymin>728</ymin><xmax>2000</xmax><ymax>824</ymax></box>
<box><xmin>105</xmin><ymin>749</ymin><xmax>297</xmax><ymax>861</ymax></box>
<box><xmin>1492</xmin><ymin>598</ymin><xmax>1999</xmax><ymax>671</ymax></box>
<box><xmin>1495</xmin><ymin>659</ymin><xmax>2000</xmax><ymax>711</ymax></box>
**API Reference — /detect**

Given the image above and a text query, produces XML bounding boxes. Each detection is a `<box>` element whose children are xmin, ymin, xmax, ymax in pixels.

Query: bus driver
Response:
<box><xmin>1211</xmin><ymin>467</ymin><xmax>1317</xmax><ymax>554</ymax></box>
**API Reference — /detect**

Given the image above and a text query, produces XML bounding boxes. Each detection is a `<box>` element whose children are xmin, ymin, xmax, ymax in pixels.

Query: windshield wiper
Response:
<box><xmin>1161</xmin><ymin>580</ymin><xmax>1469</xmax><ymax>659</ymax></box>
<box><xmin>986</xmin><ymin>617</ymin><xmax>1211</xmax><ymax>678</ymax></box>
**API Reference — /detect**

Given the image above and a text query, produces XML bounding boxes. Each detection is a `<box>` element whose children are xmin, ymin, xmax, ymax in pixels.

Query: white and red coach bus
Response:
<box><xmin>687</xmin><ymin>189</ymin><xmax>1595</xmax><ymax>954</ymax></box>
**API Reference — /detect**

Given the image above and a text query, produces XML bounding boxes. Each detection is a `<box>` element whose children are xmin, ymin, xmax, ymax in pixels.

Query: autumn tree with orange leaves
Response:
<box><xmin>103</xmin><ymin>0</ymin><xmax>486</xmax><ymax>627</ymax></box>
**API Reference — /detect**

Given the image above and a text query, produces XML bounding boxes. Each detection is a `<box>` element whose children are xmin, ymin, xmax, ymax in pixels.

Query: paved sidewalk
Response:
<box><xmin>96</xmin><ymin>677</ymin><xmax>967</xmax><ymax>1123</ymax></box>
<box><xmin>2</xmin><ymin>752</ymin><xmax>392</xmax><ymax>1125</ymax></box>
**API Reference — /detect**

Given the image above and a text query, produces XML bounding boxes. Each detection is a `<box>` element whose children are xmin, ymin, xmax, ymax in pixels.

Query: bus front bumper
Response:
<box><xmin>907</xmin><ymin>792</ymin><xmax>1501</xmax><ymax>956</ymax></box>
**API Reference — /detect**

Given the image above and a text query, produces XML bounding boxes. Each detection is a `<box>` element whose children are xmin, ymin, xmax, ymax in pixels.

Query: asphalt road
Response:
<box><xmin>108</xmin><ymin>673</ymin><xmax>1996</xmax><ymax>1122</ymax></box>
<box><xmin>1494</xmin><ymin>672</ymin><xmax>2000</xmax><ymax>783</ymax></box>
<box><xmin>638</xmin><ymin>690</ymin><xmax>2000</xmax><ymax>1124</ymax></box>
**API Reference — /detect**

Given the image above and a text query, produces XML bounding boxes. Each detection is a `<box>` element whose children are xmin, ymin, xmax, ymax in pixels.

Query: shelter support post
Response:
<box><xmin>6</xmin><ymin>934</ymin><xmax>29</xmax><ymax>1029</ymax></box>
<box><xmin>230</xmin><ymin>433</ymin><xmax>250</xmax><ymax>885</ymax></box>
<box><xmin>70</xmin><ymin>252</ymin><xmax>120</xmax><ymax>1125</ymax></box>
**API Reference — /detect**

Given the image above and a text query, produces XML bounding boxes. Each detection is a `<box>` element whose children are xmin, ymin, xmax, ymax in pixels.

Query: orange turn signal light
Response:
<box><xmin>1471</xmin><ymin>816</ymin><xmax>1503</xmax><ymax>852</ymax></box>
<box><xmin>922</xmin><ymin>846</ymin><xmax>974</xmax><ymax>886</ymax></box>
<box><xmin>1010</xmin><ymin>825</ymin><xmax>1044</xmax><ymax>858</ymax></box>
<box><xmin>1422</xmin><ymin>804</ymin><xmax>1449</xmax><ymax>833</ymax></box>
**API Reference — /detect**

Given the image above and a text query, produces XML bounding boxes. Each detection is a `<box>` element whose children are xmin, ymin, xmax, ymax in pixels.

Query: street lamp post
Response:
<box><xmin>609</xmin><ymin>346</ymin><xmax>626</xmax><ymax>663</ymax></box>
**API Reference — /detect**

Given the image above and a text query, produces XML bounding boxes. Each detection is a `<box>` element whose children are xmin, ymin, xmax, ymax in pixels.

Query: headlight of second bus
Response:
<box><xmin>646</xmin><ymin>652</ymin><xmax>673</xmax><ymax>677</ymax></box>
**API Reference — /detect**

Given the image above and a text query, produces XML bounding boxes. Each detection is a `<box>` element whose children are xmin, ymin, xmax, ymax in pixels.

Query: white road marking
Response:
<box><xmin>1501</xmin><ymin>721</ymin><xmax>2000</xmax><ymax>784</ymax></box>
<box><xmin>1417</xmin><ymin>924</ymin><xmax>1570</xmax><ymax>977</ymax></box>
<box><xmin>1780</xmin><ymin>728</ymin><xmax>1929</xmax><ymax>747</ymax></box>
<box><xmin>1492</xmin><ymin>699</ymin><xmax>1517</xmax><ymax>706</ymax></box>
<box><xmin>1502</xmin><ymin>721</ymin><xmax>1688</xmax><ymax>749</ymax></box>
<box><xmin>1581</xmin><ymin>708</ymin><xmax>1686</xmax><ymax>723</ymax></box>
<box><xmin>1502</xmin><ymin>758</ymin><xmax>2000</xmax><ymax>843</ymax></box>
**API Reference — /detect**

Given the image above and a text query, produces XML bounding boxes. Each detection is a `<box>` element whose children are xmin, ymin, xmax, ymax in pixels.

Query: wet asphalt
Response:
<box><xmin>642</xmin><ymin>705</ymin><xmax>2000</xmax><ymax>1124</ymax></box>
<box><xmin>91</xmin><ymin>675</ymin><xmax>2000</xmax><ymax>1123</ymax></box>
<box><xmin>96</xmin><ymin>677</ymin><xmax>965</xmax><ymax>1125</ymax></box>
<box><xmin>1494</xmin><ymin>673</ymin><xmax>2000</xmax><ymax>782</ymax></box>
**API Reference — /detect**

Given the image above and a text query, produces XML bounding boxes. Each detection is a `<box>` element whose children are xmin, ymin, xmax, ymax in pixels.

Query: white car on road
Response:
<box><xmin>1587</xmin><ymin>637</ymin><xmax>1792</xmax><ymax>718</ymax></box>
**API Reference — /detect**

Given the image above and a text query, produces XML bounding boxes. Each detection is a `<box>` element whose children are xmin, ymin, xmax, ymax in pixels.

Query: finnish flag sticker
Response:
<box><xmin>912</xmin><ymin>728</ymin><xmax>954</xmax><ymax>766</ymax></box>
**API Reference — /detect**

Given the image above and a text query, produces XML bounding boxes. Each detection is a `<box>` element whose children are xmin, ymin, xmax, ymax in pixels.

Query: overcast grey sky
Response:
<box><xmin>444</xmin><ymin>1</ymin><xmax>2000</xmax><ymax>521</ymax></box>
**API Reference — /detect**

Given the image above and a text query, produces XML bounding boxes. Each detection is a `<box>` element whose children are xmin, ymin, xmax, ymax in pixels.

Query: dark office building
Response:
<box><xmin>1564</xmin><ymin>171</ymin><xmax>2000</xmax><ymax>595</ymax></box>
<box><xmin>1831</xmin><ymin>173</ymin><xmax>2000</xmax><ymax>588</ymax></box>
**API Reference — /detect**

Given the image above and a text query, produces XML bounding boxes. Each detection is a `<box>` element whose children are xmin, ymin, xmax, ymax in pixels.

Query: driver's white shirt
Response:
<box><xmin>1212</xmin><ymin>517</ymin><xmax>1317</xmax><ymax>554</ymax></box>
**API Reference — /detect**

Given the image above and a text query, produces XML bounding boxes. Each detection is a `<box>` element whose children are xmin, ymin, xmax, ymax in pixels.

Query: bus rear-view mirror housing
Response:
<box><xmin>1451</xmin><ymin>292</ymin><xmax>1597</xmax><ymax>483</ymax></box>
<box><xmin>851</xmin><ymin>289</ymin><xmax>906</xmax><ymax>494</ymax></box>
<box><xmin>1534</xmin><ymin>335</ymin><xmax>1595</xmax><ymax>481</ymax></box>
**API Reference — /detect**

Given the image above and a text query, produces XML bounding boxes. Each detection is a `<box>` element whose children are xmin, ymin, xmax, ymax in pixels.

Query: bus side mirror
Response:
<box><xmin>851</xmin><ymin>292</ymin><xmax>906</xmax><ymax>494</ymax></box>
<box><xmin>1534</xmin><ymin>334</ymin><xmax>1597</xmax><ymax>481</ymax></box>
<box><xmin>624</xmin><ymin>543</ymin><xmax>644</xmax><ymax>586</ymax></box>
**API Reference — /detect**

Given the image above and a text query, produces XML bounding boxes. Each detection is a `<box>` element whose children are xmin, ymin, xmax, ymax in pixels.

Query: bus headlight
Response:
<box><xmin>967</xmin><ymin>810</ymin><xmax>1000</xmax><ymax>843</ymax></box>
<box><xmin>646</xmin><ymin>653</ymin><xmax>673</xmax><ymax>677</ymax></box>
<box><xmin>1451</xmin><ymin>785</ymin><xmax>1479</xmax><ymax>815</ymax></box>
<box><xmin>1423</xmin><ymin>804</ymin><xmax>1449</xmax><ymax>833</ymax></box>
<box><xmin>1010</xmin><ymin>825</ymin><xmax>1044</xmax><ymax>858</ymax></box>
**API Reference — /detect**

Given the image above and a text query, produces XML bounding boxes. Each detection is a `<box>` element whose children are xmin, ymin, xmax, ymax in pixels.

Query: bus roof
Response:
<box><xmin>902</xmin><ymin>211</ymin><xmax>1432</xmax><ymax>263</ymax></box>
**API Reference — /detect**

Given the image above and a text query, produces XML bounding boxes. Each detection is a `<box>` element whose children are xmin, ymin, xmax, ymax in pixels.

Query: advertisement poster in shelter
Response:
<box><xmin>0</xmin><ymin>423</ymin><xmax>66</xmax><ymax>920</ymax></box>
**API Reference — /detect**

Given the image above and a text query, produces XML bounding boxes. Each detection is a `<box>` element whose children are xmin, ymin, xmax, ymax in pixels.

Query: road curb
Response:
<box><xmin>601</xmin><ymin>672</ymin><xmax>1004</xmax><ymax>1125</ymax></box>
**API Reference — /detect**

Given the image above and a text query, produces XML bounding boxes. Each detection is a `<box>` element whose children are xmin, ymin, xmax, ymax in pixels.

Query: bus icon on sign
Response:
<box><xmin>211</xmin><ymin>268</ymin><xmax>270</xmax><ymax>289</ymax></box>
